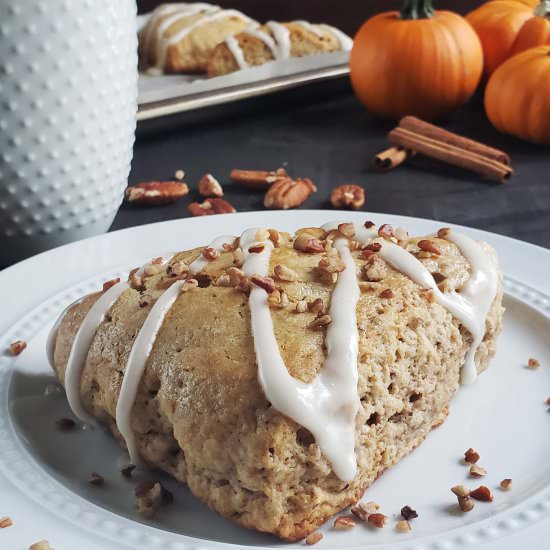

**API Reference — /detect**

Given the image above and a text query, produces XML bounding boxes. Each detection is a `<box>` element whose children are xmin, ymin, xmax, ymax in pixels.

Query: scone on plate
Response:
<box><xmin>48</xmin><ymin>222</ymin><xmax>503</xmax><ymax>540</ymax></box>
<box><xmin>207</xmin><ymin>21</ymin><xmax>353</xmax><ymax>77</ymax></box>
<box><xmin>139</xmin><ymin>3</ymin><xmax>255</xmax><ymax>74</ymax></box>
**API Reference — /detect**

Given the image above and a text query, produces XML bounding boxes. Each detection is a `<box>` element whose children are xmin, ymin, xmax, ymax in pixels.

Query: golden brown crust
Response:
<box><xmin>51</xmin><ymin>226</ymin><xmax>503</xmax><ymax>540</ymax></box>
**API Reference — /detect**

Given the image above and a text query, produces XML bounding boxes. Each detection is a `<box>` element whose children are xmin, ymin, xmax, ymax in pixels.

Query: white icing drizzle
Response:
<box><xmin>224</xmin><ymin>34</ymin><xmax>248</xmax><ymax>70</ymax></box>
<box><xmin>64</xmin><ymin>281</ymin><xmax>129</xmax><ymax>423</ymax></box>
<box><xmin>116</xmin><ymin>280</ymin><xmax>185</xmax><ymax>465</ymax></box>
<box><xmin>266</xmin><ymin>21</ymin><xmax>291</xmax><ymax>59</ymax></box>
<box><xmin>188</xmin><ymin>235</ymin><xmax>237</xmax><ymax>274</ymax></box>
<box><xmin>318</xmin><ymin>24</ymin><xmax>354</xmax><ymax>51</ymax></box>
<box><xmin>245</xmin><ymin>27</ymin><xmax>279</xmax><ymax>60</ymax></box>
<box><xmin>241</xmin><ymin>228</ymin><xmax>361</xmax><ymax>481</ymax></box>
<box><xmin>116</xmin><ymin>235</ymin><xmax>236</xmax><ymax>464</ymax></box>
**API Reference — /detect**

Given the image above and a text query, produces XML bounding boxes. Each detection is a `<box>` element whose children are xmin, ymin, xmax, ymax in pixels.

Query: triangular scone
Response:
<box><xmin>49</xmin><ymin>223</ymin><xmax>503</xmax><ymax>540</ymax></box>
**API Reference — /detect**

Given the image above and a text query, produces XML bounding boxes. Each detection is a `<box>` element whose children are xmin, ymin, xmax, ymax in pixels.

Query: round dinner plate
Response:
<box><xmin>1</xmin><ymin>210</ymin><xmax>549</xmax><ymax>550</ymax></box>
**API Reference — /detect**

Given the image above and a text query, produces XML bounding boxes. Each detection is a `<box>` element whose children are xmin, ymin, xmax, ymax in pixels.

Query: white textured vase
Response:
<box><xmin>0</xmin><ymin>0</ymin><xmax>138</xmax><ymax>265</ymax></box>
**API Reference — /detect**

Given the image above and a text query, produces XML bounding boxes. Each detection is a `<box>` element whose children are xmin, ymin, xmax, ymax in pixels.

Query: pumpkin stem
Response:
<box><xmin>535</xmin><ymin>0</ymin><xmax>550</xmax><ymax>17</ymax></box>
<box><xmin>400</xmin><ymin>0</ymin><xmax>435</xmax><ymax>19</ymax></box>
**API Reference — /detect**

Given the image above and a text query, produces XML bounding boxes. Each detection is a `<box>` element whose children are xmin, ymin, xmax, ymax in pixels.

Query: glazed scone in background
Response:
<box><xmin>51</xmin><ymin>227</ymin><xmax>503</xmax><ymax>540</ymax></box>
<box><xmin>139</xmin><ymin>4</ymin><xmax>254</xmax><ymax>73</ymax></box>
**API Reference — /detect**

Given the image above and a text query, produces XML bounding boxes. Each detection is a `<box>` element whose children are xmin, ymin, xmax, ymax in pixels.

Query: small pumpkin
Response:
<box><xmin>466</xmin><ymin>0</ymin><xmax>549</xmax><ymax>76</ymax></box>
<box><xmin>350</xmin><ymin>0</ymin><xmax>483</xmax><ymax>121</ymax></box>
<box><xmin>485</xmin><ymin>46</ymin><xmax>550</xmax><ymax>145</ymax></box>
<box><xmin>510</xmin><ymin>1</ymin><xmax>550</xmax><ymax>57</ymax></box>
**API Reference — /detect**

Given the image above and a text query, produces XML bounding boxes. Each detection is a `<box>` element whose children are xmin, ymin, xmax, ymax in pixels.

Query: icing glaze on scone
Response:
<box><xmin>52</xmin><ymin>222</ymin><xmax>499</xmax><ymax>481</ymax></box>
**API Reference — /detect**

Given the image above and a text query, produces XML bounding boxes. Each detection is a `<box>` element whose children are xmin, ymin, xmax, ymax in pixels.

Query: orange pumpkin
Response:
<box><xmin>510</xmin><ymin>2</ymin><xmax>550</xmax><ymax>56</ymax></box>
<box><xmin>485</xmin><ymin>46</ymin><xmax>550</xmax><ymax>145</ymax></box>
<box><xmin>466</xmin><ymin>0</ymin><xmax>550</xmax><ymax>76</ymax></box>
<box><xmin>350</xmin><ymin>0</ymin><xmax>483</xmax><ymax>121</ymax></box>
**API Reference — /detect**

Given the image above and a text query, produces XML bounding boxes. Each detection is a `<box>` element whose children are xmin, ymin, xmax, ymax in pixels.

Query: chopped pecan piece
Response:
<box><xmin>202</xmin><ymin>247</ymin><xmax>220</xmax><ymax>260</ymax></box>
<box><xmin>364</xmin><ymin>221</ymin><xmax>376</xmax><ymax>229</ymax></box>
<box><xmin>330</xmin><ymin>184</ymin><xmax>365</xmax><ymax>209</ymax></box>
<box><xmin>248</xmin><ymin>243</ymin><xmax>265</xmax><ymax>254</ymax></box>
<box><xmin>395</xmin><ymin>520</ymin><xmax>411</xmax><ymax>532</ymax></box>
<box><xmin>305</xmin><ymin>532</ymin><xmax>323</xmax><ymax>545</ymax></box>
<box><xmin>470</xmin><ymin>485</ymin><xmax>493</xmax><ymax>502</ymax></box>
<box><xmin>432</xmin><ymin>272</ymin><xmax>446</xmax><ymax>284</ymax></box>
<box><xmin>29</xmin><ymin>541</ymin><xmax>54</xmax><ymax>550</ymax></box>
<box><xmin>264</xmin><ymin>177</ymin><xmax>317</xmax><ymax>209</ymax></box>
<box><xmin>102</xmin><ymin>278</ymin><xmax>120</xmax><ymax>292</ymax></box>
<box><xmin>337</xmin><ymin>222</ymin><xmax>356</xmax><ymax>238</ymax></box>
<box><xmin>134</xmin><ymin>480</ymin><xmax>173</xmax><ymax>518</ymax></box>
<box><xmin>418</xmin><ymin>239</ymin><xmax>441</xmax><ymax>255</ymax></box>
<box><xmin>125</xmin><ymin>181</ymin><xmax>189</xmax><ymax>206</ymax></box>
<box><xmin>334</xmin><ymin>516</ymin><xmax>356</xmax><ymax>530</ymax></box>
<box><xmin>528</xmin><ymin>357</ymin><xmax>540</xmax><ymax>369</ymax></box>
<box><xmin>9</xmin><ymin>340</ymin><xmax>27</xmax><ymax>356</ymax></box>
<box><xmin>451</xmin><ymin>485</ymin><xmax>470</xmax><ymax>498</ymax></box>
<box><xmin>309</xmin><ymin>314</ymin><xmax>332</xmax><ymax>329</ymax></box>
<box><xmin>500</xmin><ymin>478</ymin><xmax>512</xmax><ymax>491</ymax></box>
<box><xmin>250</xmin><ymin>276</ymin><xmax>276</xmax><ymax>293</ymax></box>
<box><xmin>458</xmin><ymin>496</ymin><xmax>475</xmax><ymax>512</ymax></box>
<box><xmin>88</xmin><ymin>472</ymin><xmax>105</xmax><ymax>486</ymax></box>
<box><xmin>274</xmin><ymin>264</ymin><xmax>298</xmax><ymax>282</ymax></box>
<box><xmin>294</xmin><ymin>234</ymin><xmax>324</xmax><ymax>254</ymax></box>
<box><xmin>120</xmin><ymin>464</ymin><xmax>136</xmax><ymax>479</ymax></box>
<box><xmin>367</xmin><ymin>513</ymin><xmax>388</xmax><ymax>528</ymax></box>
<box><xmin>268</xmin><ymin>228</ymin><xmax>281</xmax><ymax>247</ymax></box>
<box><xmin>188</xmin><ymin>198</ymin><xmax>236</xmax><ymax>216</ymax></box>
<box><xmin>464</xmin><ymin>448</ymin><xmax>480</xmax><ymax>464</ymax></box>
<box><xmin>318</xmin><ymin>256</ymin><xmax>346</xmax><ymax>274</ymax></box>
<box><xmin>364</xmin><ymin>242</ymin><xmax>382</xmax><ymax>253</ymax></box>
<box><xmin>56</xmin><ymin>418</ymin><xmax>75</xmax><ymax>431</ymax></box>
<box><xmin>438</xmin><ymin>227</ymin><xmax>451</xmax><ymax>239</ymax></box>
<box><xmin>230</xmin><ymin>168</ymin><xmax>287</xmax><ymax>189</ymax></box>
<box><xmin>198</xmin><ymin>173</ymin><xmax>224</xmax><ymax>197</ymax></box>
<box><xmin>469</xmin><ymin>464</ymin><xmax>487</xmax><ymax>478</ymax></box>
<box><xmin>400</xmin><ymin>505</ymin><xmax>418</xmax><ymax>520</ymax></box>
<box><xmin>379</xmin><ymin>288</ymin><xmax>393</xmax><ymax>299</ymax></box>
<box><xmin>309</xmin><ymin>298</ymin><xmax>324</xmax><ymax>314</ymax></box>
<box><xmin>0</xmin><ymin>517</ymin><xmax>13</xmax><ymax>528</ymax></box>
<box><xmin>295</xmin><ymin>300</ymin><xmax>308</xmax><ymax>313</ymax></box>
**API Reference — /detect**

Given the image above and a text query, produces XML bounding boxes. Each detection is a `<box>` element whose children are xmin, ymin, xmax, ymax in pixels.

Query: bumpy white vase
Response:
<box><xmin>0</xmin><ymin>0</ymin><xmax>138</xmax><ymax>265</ymax></box>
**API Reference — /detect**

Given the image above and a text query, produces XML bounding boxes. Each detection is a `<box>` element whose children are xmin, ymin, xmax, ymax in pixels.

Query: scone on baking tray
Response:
<box><xmin>138</xmin><ymin>3</ymin><xmax>255</xmax><ymax>74</ymax></box>
<box><xmin>207</xmin><ymin>21</ymin><xmax>353</xmax><ymax>77</ymax></box>
<box><xmin>48</xmin><ymin>222</ymin><xmax>503</xmax><ymax>541</ymax></box>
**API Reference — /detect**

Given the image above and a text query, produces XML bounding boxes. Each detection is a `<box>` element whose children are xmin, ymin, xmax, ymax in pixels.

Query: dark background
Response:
<box><xmin>137</xmin><ymin>1</ymin><xmax>485</xmax><ymax>30</ymax></box>
<box><xmin>123</xmin><ymin>0</ymin><xmax>550</xmax><ymax>250</ymax></box>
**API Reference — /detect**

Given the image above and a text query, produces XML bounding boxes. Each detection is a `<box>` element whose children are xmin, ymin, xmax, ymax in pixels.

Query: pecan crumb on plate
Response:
<box><xmin>0</xmin><ymin>516</ymin><xmax>13</xmax><ymax>528</ymax></box>
<box><xmin>367</xmin><ymin>513</ymin><xmax>388</xmax><ymax>528</ymax></box>
<box><xmin>395</xmin><ymin>519</ymin><xmax>411</xmax><ymax>532</ymax></box>
<box><xmin>333</xmin><ymin>515</ymin><xmax>356</xmax><ymax>530</ymax></box>
<box><xmin>9</xmin><ymin>340</ymin><xmax>26</xmax><ymax>356</ymax></box>
<box><xmin>528</xmin><ymin>357</ymin><xmax>541</xmax><ymax>369</ymax></box>
<box><xmin>305</xmin><ymin>532</ymin><xmax>323</xmax><ymax>545</ymax></box>
<box><xmin>400</xmin><ymin>505</ymin><xmax>418</xmax><ymax>520</ymax></box>
<box><xmin>500</xmin><ymin>478</ymin><xmax>512</xmax><ymax>491</ymax></box>
<box><xmin>464</xmin><ymin>447</ymin><xmax>480</xmax><ymax>464</ymax></box>
<box><xmin>29</xmin><ymin>542</ymin><xmax>54</xmax><ymax>550</ymax></box>
<box><xmin>469</xmin><ymin>464</ymin><xmax>487</xmax><ymax>478</ymax></box>
<box><xmin>470</xmin><ymin>485</ymin><xmax>494</xmax><ymax>502</ymax></box>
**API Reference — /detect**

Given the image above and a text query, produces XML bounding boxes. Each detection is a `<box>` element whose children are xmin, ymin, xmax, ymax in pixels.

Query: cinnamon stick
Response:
<box><xmin>388</xmin><ymin>127</ymin><xmax>513</xmax><ymax>183</ymax></box>
<box><xmin>400</xmin><ymin>116</ymin><xmax>511</xmax><ymax>166</ymax></box>
<box><xmin>373</xmin><ymin>147</ymin><xmax>414</xmax><ymax>171</ymax></box>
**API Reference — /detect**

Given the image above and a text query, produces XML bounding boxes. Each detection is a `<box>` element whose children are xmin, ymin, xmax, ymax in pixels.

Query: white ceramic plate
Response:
<box><xmin>1</xmin><ymin>210</ymin><xmax>549</xmax><ymax>550</ymax></box>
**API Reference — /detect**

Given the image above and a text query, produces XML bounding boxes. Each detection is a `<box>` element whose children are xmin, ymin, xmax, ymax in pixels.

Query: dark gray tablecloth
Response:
<box><xmin>116</xmin><ymin>90</ymin><xmax>550</xmax><ymax>249</ymax></box>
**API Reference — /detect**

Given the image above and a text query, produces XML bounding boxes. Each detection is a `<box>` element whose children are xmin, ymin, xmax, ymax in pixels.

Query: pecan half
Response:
<box><xmin>264</xmin><ymin>177</ymin><xmax>317</xmax><ymax>209</ymax></box>
<box><xmin>230</xmin><ymin>168</ymin><xmax>288</xmax><ymax>189</ymax></box>
<box><xmin>125</xmin><ymin>181</ymin><xmax>189</xmax><ymax>206</ymax></box>
<box><xmin>198</xmin><ymin>173</ymin><xmax>224</xmax><ymax>197</ymax></box>
<box><xmin>330</xmin><ymin>184</ymin><xmax>365</xmax><ymax>209</ymax></box>
<box><xmin>188</xmin><ymin>198</ymin><xmax>236</xmax><ymax>216</ymax></box>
